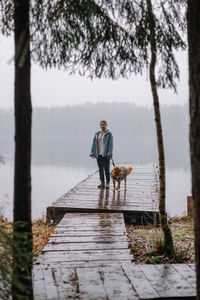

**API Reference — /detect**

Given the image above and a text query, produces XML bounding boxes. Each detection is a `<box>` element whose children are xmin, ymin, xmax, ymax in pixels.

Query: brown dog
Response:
<box><xmin>111</xmin><ymin>166</ymin><xmax>133</xmax><ymax>191</ymax></box>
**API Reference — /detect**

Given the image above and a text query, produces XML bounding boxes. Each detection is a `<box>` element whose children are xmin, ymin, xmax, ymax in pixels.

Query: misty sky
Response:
<box><xmin>0</xmin><ymin>36</ymin><xmax>189</xmax><ymax>109</ymax></box>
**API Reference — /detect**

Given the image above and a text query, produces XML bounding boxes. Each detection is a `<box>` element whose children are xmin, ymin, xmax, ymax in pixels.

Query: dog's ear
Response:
<box><xmin>111</xmin><ymin>168</ymin><xmax>116</xmax><ymax>176</ymax></box>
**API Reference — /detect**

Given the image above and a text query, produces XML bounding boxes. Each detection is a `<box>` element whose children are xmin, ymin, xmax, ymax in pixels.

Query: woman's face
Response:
<box><xmin>100</xmin><ymin>122</ymin><xmax>107</xmax><ymax>131</ymax></box>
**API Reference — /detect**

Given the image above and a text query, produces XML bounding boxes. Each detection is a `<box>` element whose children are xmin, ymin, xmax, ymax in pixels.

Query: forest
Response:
<box><xmin>0</xmin><ymin>102</ymin><xmax>189</xmax><ymax>139</ymax></box>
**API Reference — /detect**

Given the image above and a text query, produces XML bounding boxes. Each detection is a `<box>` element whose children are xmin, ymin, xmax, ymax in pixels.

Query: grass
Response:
<box><xmin>126</xmin><ymin>216</ymin><xmax>194</xmax><ymax>264</ymax></box>
<box><xmin>0</xmin><ymin>215</ymin><xmax>56</xmax><ymax>299</ymax></box>
<box><xmin>0</xmin><ymin>215</ymin><xmax>56</xmax><ymax>255</ymax></box>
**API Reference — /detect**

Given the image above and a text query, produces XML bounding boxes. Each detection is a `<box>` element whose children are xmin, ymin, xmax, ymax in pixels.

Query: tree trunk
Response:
<box><xmin>188</xmin><ymin>1</ymin><xmax>200</xmax><ymax>298</ymax></box>
<box><xmin>146</xmin><ymin>0</ymin><xmax>175</xmax><ymax>257</ymax></box>
<box><xmin>12</xmin><ymin>0</ymin><xmax>33</xmax><ymax>299</ymax></box>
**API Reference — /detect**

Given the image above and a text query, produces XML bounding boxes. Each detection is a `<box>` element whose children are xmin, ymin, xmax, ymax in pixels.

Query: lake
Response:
<box><xmin>0</xmin><ymin>136</ymin><xmax>191</xmax><ymax>220</ymax></box>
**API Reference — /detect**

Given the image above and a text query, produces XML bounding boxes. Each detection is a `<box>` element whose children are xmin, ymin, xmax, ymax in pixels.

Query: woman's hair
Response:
<box><xmin>100</xmin><ymin>120</ymin><xmax>107</xmax><ymax>126</ymax></box>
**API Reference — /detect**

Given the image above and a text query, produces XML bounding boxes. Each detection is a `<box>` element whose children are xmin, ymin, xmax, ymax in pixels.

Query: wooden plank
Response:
<box><xmin>59</xmin><ymin>219</ymin><xmax>125</xmax><ymax>225</ymax></box>
<box><xmin>35</xmin><ymin>261</ymin><xmax>123</xmax><ymax>269</ymax></box>
<box><xmin>58</xmin><ymin>200</ymin><xmax>158</xmax><ymax>207</ymax></box>
<box><xmin>77</xmin><ymin>268</ymin><xmax>107</xmax><ymax>300</ymax></box>
<box><xmin>140</xmin><ymin>264</ymin><xmax>195</xmax><ymax>298</ymax></box>
<box><xmin>61</xmin><ymin>192</ymin><xmax>157</xmax><ymax>198</ymax></box>
<box><xmin>58</xmin><ymin>196</ymin><xmax>156</xmax><ymax>202</ymax></box>
<box><xmin>122</xmin><ymin>264</ymin><xmax>160</xmax><ymax>299</ymax></box>
<box><xmin>33</xmin><ymin>267</ymin><xmax>47</xmax><ymax>300</ymax></box>
<box><xmin>50</xmin><ymin>232</ymin><xmax>128</xmax><ymax>237</ymax></box>
<box><xmin>42</xmin><ymin>267</ymin><xmax>59</xmax><ymax>299</ymax></box>
<box><xmin>36</xmin><ymin>249</ymin><xmax>132</xmax><ymax>264</ymax></box>
<box><xmin>63</xmin><ymin>191</ymin><xmax>156</xmax><ymax>197</ymax></box>
<box><xmin>48</xmin><ymin>235</ymin><xmax>129</xmax><ymax>243</ymax></box>
<box><xmin>54</xmin><ymin>225</ymin><xmax>125</xmax><ymax>232</ymax></box>
<box><xmin>59</xmin><ymin>218</ymin><xmax>125</xmax><ymax>224</ymax></box>
<box><xmin>53</xmin><ymin>267</ymin><xmax>79</xmax><ymax>300</ymax></box>
<box><xmin>43</xmin><ymin>241</ymin><xmax>129</xmax><ymax>252</ymax></box>
<box><xmin>55</xmin><ymin>202</ymin><xmax>157</xmax><ymax>209</ymax></box>
<box><xmin>189</xmin><ymin>264</ymin><xmax>196</xmax><ymax>271</ymax></box>
<box><xmin>172</xmin><ymin>264</ymin><xmax>196</xmax><ymax>287</ymax></box>
<box><xmin>99</xmin><ymin>265</ymin><xmax>139</xmax><ymax>299</ymax></box>
<box><xmin>155</xmin><ymin>264</ymin><xmax>196</xmax><ymax>296</ymax></box>
<box><xmin>59</xmin><ymin>213</ymin><xmax>124</xmax><ymax>220</ymax></box>
<box><xmin>53</xmin><ymin>203</ymin><xmax>158</xmax><ymax>211</ymax></box>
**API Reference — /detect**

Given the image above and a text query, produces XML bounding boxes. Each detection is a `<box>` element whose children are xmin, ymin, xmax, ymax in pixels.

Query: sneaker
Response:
<box><xmin>106</xmin><ymin>182</ymin><xmax>110</xmax><ymax>189</ymax></box>
<box><xmin>98</xmin><ymin>182</ymin><xmax>105</xmax><ymax>188</ymax></box>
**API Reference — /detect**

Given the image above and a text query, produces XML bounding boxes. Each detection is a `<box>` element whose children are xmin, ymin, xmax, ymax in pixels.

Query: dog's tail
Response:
<box><xmin>126</xmin><ymin>166</ymin><xmax>133</xmax><ymax>175</ymax></box>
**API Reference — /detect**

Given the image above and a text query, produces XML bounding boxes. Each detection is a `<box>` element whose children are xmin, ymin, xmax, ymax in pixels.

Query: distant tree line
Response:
<box><xmin>0</xmin><ymin>102</ymin><xmax>189</xmax><ymax>139</ymax></box>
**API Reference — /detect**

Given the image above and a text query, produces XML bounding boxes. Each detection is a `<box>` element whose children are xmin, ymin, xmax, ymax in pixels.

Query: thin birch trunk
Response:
<box><xmin>146</xmin><ymin>0</ymin><xmax>174</xmax><ymax>257</ymax></box>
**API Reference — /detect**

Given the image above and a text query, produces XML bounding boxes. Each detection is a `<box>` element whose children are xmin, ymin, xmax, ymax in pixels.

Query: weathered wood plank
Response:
<box><xmin>42</xmin><ymin>267</ymin><xmax>59</xmax><ymax>299</ymax></box>
<box><xmin>50</xmin><ymin>232</ymin><xmax>127</xmax><ymax>238</ymax></box>
<box><xmin>34</xmin><ymin>263</ymin><xmax>196</xmax><ymax>299</ymax></box>
<box><xmin>35</xmin><ymin>261</ymin><xmax>123</xmax><ymax>269</ymax></box>
<box><xmin>43</xmin><ymin>241</ymin><xmax>129</xmax><ymax>252</ymax></box>
<box><xmin>122</xmin><ymin>264</ymin><xmax>160</xmax><ymax>299</ymax></box>
<box><xmin>48</xmin><ymin>235</ymin><xmax>129</xmax><ymax>243</ymax></box>
<box><xmin>54</xmin><ymin>226</ymin><xmax>126</xmax><ymax>232</ymax></box>
<box><xmin>155</xmin><ymin>264</ymin><xmax>196</xmax><ymax>296</ymax></box>
<box><xmin>58</xmin><ymin>213</ymin><xmax>124</xmax><ymax>220</ymax></box>
<box><xmin>172</xmin><ymin>264</ymin><xmax>196</xmax><ymax>287</ymax></box>
<box><xmin>59</xmin><ymin>218</ymin><xmax>125</xmax><ymax>224</ymax></box>
<box><xmin>53</xmin><ymin>229</ymin><xmax>126</xmax><ymax>235</ymax></box>
<box><xmin>140</xmin><ymin>264</ymin><xmax>195</xmax><ymax>298</ymax></box>
<box><xmin>32</xmin><ymin>267</ymin><xmax>47</xmax><ymax>300</ymax></box>
<box><xmin>52</xmin><ymin>203</ymin><xmax>158</xmax><ymax>210</ymax></box>
<box><xmin>36</xmin><ymin>249</ymin><xmax>132</xmax><ymax>264</ymax></box>
<box><xmin>54</xmin><ymin>267</ymin><xmax>79</xmax><ymax>300</ymax></box>
<box><xmin>77</xmin><ymin>267</ymin><xmax>107</xmax><ymax>300</ymax></box>
<box><xmin>99</xmin><ymin>265</ymin><xmax>139</xmax><ymax>299</ymax></box>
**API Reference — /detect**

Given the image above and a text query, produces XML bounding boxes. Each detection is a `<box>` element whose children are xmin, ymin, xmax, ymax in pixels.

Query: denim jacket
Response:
<box><xmin>90</xmin><ymin>130</ymin><xmax>113</xmax><ymax>158</ymax></box>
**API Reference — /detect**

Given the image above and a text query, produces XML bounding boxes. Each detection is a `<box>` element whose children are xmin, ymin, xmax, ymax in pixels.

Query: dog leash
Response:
<box><xmin>111</xmin><ymin>157</ymin><xmax>115</xmax><ymax>167</ymax></box>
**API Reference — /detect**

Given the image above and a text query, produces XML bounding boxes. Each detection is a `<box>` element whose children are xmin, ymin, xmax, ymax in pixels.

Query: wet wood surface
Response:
<box><xmin>33</xmin><ymin>212</ymin><xmax>196</xmax><ymax>299</ymax></box>
<box><xmin>47</xmin><ymin>163</ymin><xmax>159</xmax><ymax>223</ymax></box>
<box><xmin>33</xmin><ymin>263</ymin><xmax>196</xmax><ymax>300</ymax></box>
<box><xmin>35</xmin><ymin>213</ymin><xmax>132</xmax><ymax>265</ymax></box>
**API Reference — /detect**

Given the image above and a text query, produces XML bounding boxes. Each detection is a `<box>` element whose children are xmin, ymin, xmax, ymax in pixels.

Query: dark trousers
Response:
<box><xmin>97</xmin><ymin>156</ymin><xmax>110</xmax><ymax>183</ymax></box>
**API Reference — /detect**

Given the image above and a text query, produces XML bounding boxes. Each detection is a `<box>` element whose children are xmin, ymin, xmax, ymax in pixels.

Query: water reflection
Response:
<box><xmin>113</xmin><ymin>190</ymin><xmax>127</xmax><ymax>206</ymax></box>
<box><xmin>98</xmin><ymin>189</ymin><xmax>110</xmax><ymax>209</ymax></box>
<box><xmin>97</xmin><ymin>187</ymin><xmax>129</xmax><ymax>209</ymax></box>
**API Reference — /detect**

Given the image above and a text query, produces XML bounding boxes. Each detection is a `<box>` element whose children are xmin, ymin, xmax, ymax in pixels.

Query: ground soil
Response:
<box><xmin>126</xmin><ymin>216</ymin><xmax>195</xmax><ymax>264</ymax></box>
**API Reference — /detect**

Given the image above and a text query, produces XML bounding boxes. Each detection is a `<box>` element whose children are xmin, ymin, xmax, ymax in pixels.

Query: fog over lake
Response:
<box><xmin>0</xmin><ymin>103</ymin><xmax>191</xmax><ymax>220</ymax></box>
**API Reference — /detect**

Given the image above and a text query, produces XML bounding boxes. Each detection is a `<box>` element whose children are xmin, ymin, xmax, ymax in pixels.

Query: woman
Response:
<box><xmin>90</xmin><ymin>120</ymin><xmax>113</xmax><ymax>189</ymax></box>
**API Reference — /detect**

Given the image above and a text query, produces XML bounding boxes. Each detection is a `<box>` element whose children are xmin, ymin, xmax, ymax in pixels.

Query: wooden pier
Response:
<box><xmin>33</xmin><ymin>213</ymin><xmax>196</xmax><ymax>299</ymax></box>
<box><xmin>47</xmin><ymin>163</ymin><xmax>160</xmax><ymax>225</ymax></box>
<box><xmin>33</xmin><ymin>163</ymin><xmax>197</xmax><ymax>299</ymax></box>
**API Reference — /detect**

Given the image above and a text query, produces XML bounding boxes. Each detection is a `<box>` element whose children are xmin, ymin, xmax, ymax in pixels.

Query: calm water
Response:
<box><xmin>0</xmin><ymin>137</ymin><xmax>191</xmax><ymax>220</ymax></box>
